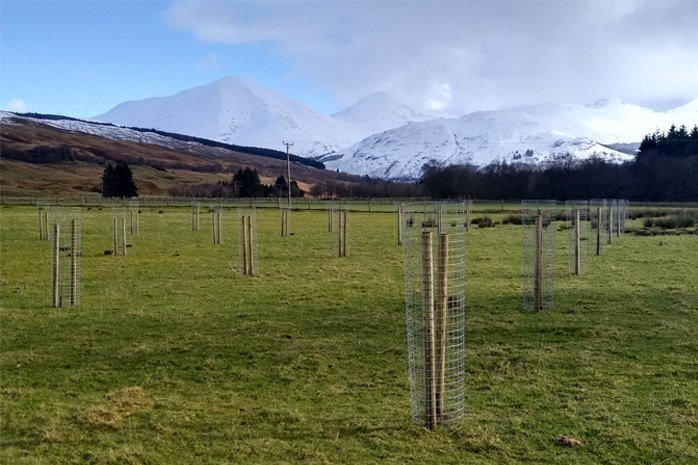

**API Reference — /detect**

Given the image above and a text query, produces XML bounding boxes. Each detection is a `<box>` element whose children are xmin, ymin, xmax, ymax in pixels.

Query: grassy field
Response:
<box><xmin>1</xmin><ymin>204</ymin><xmax>696</xmax><ymax>464</ymax></box>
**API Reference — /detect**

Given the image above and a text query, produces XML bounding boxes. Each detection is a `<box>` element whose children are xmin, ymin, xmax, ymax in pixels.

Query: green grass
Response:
<box><xmin>1</xmin><ymin>205</ymin><xmax>696</xmax><ymax>464</ymax></box>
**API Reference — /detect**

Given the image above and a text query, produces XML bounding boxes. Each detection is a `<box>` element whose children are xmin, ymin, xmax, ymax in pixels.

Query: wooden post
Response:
<box><xmin>421</xmin><ymin>231</ymin><xmax>437</xmax><ymax>430</ymax></box>
<box><xmin>435</xmin><ymin>233</ymin><xmax>449</xmax><ymax>419</ymax></box>
<box><xmin>38</xmin><ymin>209</ymin><xmax>44</xmax><ymax>240</ymax></box>
<box><xmin>534</xmin><ymin>211</ymin><xmax>544</xmax><ymax>311</ymax></box>
<box><xmin>574</xmin><ymin>208</ymin><xmax>581</xmax><ymax>275</ymax></box>
<box><xmin>338</xmin><ymin>210</ymin><xmax>344</xmax><ymax>256</ymax></box>
<box><xmin>70</xmin><ymin>219</ymin><xmax>78</xmax><ymax>306</ymax></box>
<box><xmin>281</xmin><ymin>209</ymin><xmax>288</xmax><ymax>237</ymax></box>
<box><xmin>465</xmin><ymin>201</ymin><xmax>471</xmax><ymax>232</ymax></box>
<box><xmin>327</xmin><ymin>208</ymin><xmax>333</xmax><ymax>232</ymax></box>
<box><xmin>51</xmin><ymin>223</ymin><xmax>60</xmax><ymax>307</ymax></box>
<box><xmin>112</xmin><ymin>217</ymin><xmax>118</xmax><ymax>256</ymax></box>
<box><xmin>616</xmin><ymin>206</ymin><xmax>622</xmax><ymax>237</ymax></box>
<box><xmin>211</xmin><ymin>209</ymin><xmax>217</xmax><ymax>244</ymax></box>
<box><xmin>596</xmin><ymin>207</ymin><xmax>602</xmax><ymax>256</ymax></box>
<box><xmin>247</xmin><ymin>216</ymin><xmax>254</xmax><ymax>275</ymax></box>
<box><xmin>43</xmin><ymin>212</ymin><xmax>48</xmax><ymax>241</ymax></box>
<box><xmin>192</xmin><ymin>205</ymin><xmax>200</xmax><ymax>231</ymax></box>
<box><xmin>241</xmin><ymin>216</ymin><xmax>249</xmax><ymax>274</ymax></box>
<box><xmin>397</xmin><ymin>206</ymin><xmax>403</xmax><ymax>246</ymax></box>
<box><xmin>121</xmin><ymin>217</ymin><xmax>127</xmax><ymax>256</ymax></box>
<box><xmin>608</xmin><ymin>206</ymin><xmax>614</xmax><ymax>245</ymax></box>
<box><xmin>217</xmin><ymin>209</ymin><xmax>223</xmax><ymax>244</ymax></box>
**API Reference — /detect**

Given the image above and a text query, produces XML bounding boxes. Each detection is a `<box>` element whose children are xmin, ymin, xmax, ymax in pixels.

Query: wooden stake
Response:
<box><xmin>245</xmin><ymin>216</ymin><xmax>253</xmax><ymax>275</ymax></box>
<box><xmin>211</xmin><ymin>209</ymin><xmax>217</xmax><ymax>244</ymax></box>
<box><xmin>70</xmin><ymin>219</ymin><xmax>78</xmax><ymax>306</ymax></box>
<box><xmin>608</xmin><ymin>206</ymin><xmax>614</xmax><ymax>245</ymax></box>
<box><xmin>397</xmin><ymin>206</ymin><xmax>403</xmax><ymax>246</ymax></box>
<box><xmin>112</xmin><ymin>217</ymin><xmax>118</xmax><ymax>256</ymax></box>
<box><xmin>574</xmin><ymin>208</ymin><xmax>581</xmax><ymax>275</ymax></box>
<box><xmin>51</xmin><ymin>223</ymin><xmax>60</xmax><ymax>307</ymax></box>
<box><xmin>421</xmin><ymin>230</ymin><xmax>437</xmax><ymax>430</ymax></box>
<box><xmin>596</xmin><ymin>207</ymin><xmax>602</xmax><ymax>256</ymax></box>
<box><xmin>328</xmin><ymin>208</ymin><xmax>333</xmax><ymax>232</ymax></box>
<box><xmin>241</xmin><ymin>216</ymin><xmax>249</xmax><ymax>274</ymax></box>
<box><xmin>534</xmin><ymin>211</ymin><xmax>544</xmax><ymax>311</ymax></box>
<box><xmin>435</xmin><ymin>232</ymin><xmax>449</xmax><ymax>418</ymax></box>
<box><xmin>121</xmin><ymin>217</ymin><xmax>128</xmax><ymax>256</ymax></box>
<box><xmin>217</xmin><ymin>209</ymin><xmax>223</xmax><ymax>244</ymax></box>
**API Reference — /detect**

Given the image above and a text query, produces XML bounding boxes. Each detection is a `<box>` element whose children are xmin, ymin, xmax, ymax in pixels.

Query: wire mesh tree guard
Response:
<box><xmin>590</xmin><ymin>199</ymin><xmax>608</xmax><ymax>256</ymax></box>
<box><xmin>210</xmin><ymin>205</ymin><xmax>223</xmax><ymax>244</ymax></box>
<box><xmin>280</xmin><ymin>205</ymin><xmax>291</xmax><ymax>237</ymax></box>
<box><xmin>521</xmin><ymin>201</ymin><xmax>558</xmax><ymax>312</ymax></box>
<box><xmin>565</xmin><ymin>200</ymin><xmax>589</xmax><ymax>276</ymax></box>
<box><xmin>336</xmin><ymin>208</ymin><xmax>350</xmax><ymax>257</ymax></box>
<box><xmin>402</xmin><ymin>202</ymin><xmax>466</xmax><ymax>430</ymax></box>
<box><xmin>237</xmin><ymin>208</ymin><xmax>258</xmax><ymax>276</ymax></box>
<box><xmin>37</xmin><ymin>202</ymin><xmax>49</xmax><ymax>241</ymax></box>
<box><xmin>191</xmin><ymin>202</ymin><xmax>201</xmax><ymax>231</ymax></box>
<box><xmin>128</xmin><ymin>200</ymin><xmax>139</xmax><ymax>235</ymax></box>
<box><xmin>617</xmin><ymin>199</ymin><xmax>628</xmax><ymax>235</ymax></box>
<box><xmin>111</xmin><ymin>207</ymin><xmax>129</xmax><ymax>256</ymax></box>
<box><xmin>49</xmin><ymin>207</ymin><xmax>81</xmax><ymax>307</ymax></box>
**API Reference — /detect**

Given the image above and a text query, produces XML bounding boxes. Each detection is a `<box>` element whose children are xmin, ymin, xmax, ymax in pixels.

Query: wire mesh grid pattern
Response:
<box><xmin>111</xmin><ymin>207</ymin><xmax>129</xmax><ymax>256</ymax></box>
<box><xmin>402</xmin><ymin>202</ymin><xmax>466</xmax><ymax>429</ymax></box>
<box><xmin>128</xmin><ymin>200</ymin><xmax>139</xmax><ymax>235</ymax></box>
<box><xmin>521</xmin><ymin>201</ymin><xmax>558</xmax><ymax>312</ymax></box>
<box><xmin>37</xmin><ymin>202</ymin><xmax>50</xmax><ymax>241</ymax></box>
<box><xmin>327</xmin><ymin>202</ymin><xmax>338</xmax><ymax>232</ymax></box>
<box><xmin>590</xmin><ymin>199</ymin><xmax>608</xmax><ymax>256</ymax></box>
<box><xmin>191</xmin><ymin>202</ymin><xmax>201</xmax><ymax>231</ymax></box>
<box><xmin>210</xmin><ymin>205</ymin><xmax>223</xmax><ymax>244</ymax></box>
<box><xmin>280</xmin><ymin>205</ymin><xmax>291</xmax><ymax>237</ymax></box>
<box><xmin>617</xmin><ymin>200</ymin><xmax>628</xmax><ymax>235</ymax></box>
<box><xmin>49</xmin><ymin>207</ymin><xmax>81</xmax><ymax>307</ymax></box>
<box><xmin>336</xmin><ymin>208</ymin><xmax>351</xmax><ymax>257</ymax></box>
<box><xmin>237</xmin><ymin>208</ymin><xmax>258</xmax><ymax>276</ymax></box>
<box><xmin>565</xmin><ymin>201</ymin><xmax>589</xmax><ymax>276</ymax></box>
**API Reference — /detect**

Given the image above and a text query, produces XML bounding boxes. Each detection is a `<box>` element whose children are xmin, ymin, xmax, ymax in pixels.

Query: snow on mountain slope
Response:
<box><xmin>321</xmin><ymin>98</ymin><xmax>698</xmax><ymax>179</ymax></box>
<box><xmin>94</xmin><ymin>76</ymin><xmax>360</xmax><ymax>158</ymax></box>
<box><xmin>331</xmin><ymin>92</ymin><xmax>434</xmax><ymax>138</ymax></box>
<box><xmin>321</xmin><ymin>110</ymin><xmax>634</xmax><ymax>180</ymax></box>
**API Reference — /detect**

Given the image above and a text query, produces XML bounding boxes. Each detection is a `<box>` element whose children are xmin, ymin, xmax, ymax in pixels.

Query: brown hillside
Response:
<box><xmin>0</xmin><ymin>117</ymin><xmax>363</xmax><ymax>197</ymax></box>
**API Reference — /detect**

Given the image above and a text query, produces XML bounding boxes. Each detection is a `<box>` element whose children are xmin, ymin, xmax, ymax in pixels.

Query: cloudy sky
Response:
<box><xmin>2</xmin><ymin>0</ymin><xmax>697</xmax><ymax>118</ymax></box>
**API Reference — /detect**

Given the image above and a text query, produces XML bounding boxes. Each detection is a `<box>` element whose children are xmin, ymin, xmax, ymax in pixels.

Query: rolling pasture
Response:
<box><xmin>1</xmin><ymin>203</ymin><xmax>696</xmax><ymax>464</ymax></box>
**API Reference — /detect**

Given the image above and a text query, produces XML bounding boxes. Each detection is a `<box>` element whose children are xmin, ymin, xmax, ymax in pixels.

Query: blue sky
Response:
<box><xmin>0</xmin><ymin>0</ymin><xmax>337</xmax><ymax>117</ymax></box>
<box><xmin>2</xmin><ymin>1</ymin><xmax>697</xmax><ymax>118</ymax></box>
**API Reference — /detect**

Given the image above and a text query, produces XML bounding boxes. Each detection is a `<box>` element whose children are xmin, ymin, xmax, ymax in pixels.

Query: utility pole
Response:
<box><xmin>283</xmin><ymin>141</ymin><xmax>294</xmax><ymax>207</ymax></box>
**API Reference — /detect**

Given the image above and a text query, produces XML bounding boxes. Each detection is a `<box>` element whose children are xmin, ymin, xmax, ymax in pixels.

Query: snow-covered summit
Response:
<box><xmin>331</xmin><ymin>91</ymin><xmax>433</xmax><ymax>138</ymax></box>
<box><xmin>94</xmin><ymin>76</ymin><xmax>360</xmax><ymax>157</ymax></box>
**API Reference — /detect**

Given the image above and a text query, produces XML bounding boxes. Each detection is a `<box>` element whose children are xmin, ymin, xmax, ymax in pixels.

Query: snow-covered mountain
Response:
<box><xmin>94</xmin><ymin>76</ymin><xmax>360</xmax><ymax>158</ymax></box>
<box><xmin>332</xmin><ymin>91</ymin><xmax>433</xmax><ymax>138</ymax></box>
<box><xmin>91</xmin><ymin>76</ymin><xmax>696</xmax><ymax>180</ymax></box>
<box><xmin>321</xmin><ymin>98</ymin><xmax>698</xmax><ymax>179</ymax></box>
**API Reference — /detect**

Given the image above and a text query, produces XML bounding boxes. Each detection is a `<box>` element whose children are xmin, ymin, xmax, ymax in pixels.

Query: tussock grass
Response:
<box><xmin>1</xmin><ymin>204</ymin><xmax>697</xmax><ymax>464</ymax></box>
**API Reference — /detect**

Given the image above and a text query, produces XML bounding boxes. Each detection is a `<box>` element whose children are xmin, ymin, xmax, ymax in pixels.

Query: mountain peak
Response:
<box><xmin>332</xmin><ymin>92</ymin><xmax>432</xmax><ymax>137</ymax></box>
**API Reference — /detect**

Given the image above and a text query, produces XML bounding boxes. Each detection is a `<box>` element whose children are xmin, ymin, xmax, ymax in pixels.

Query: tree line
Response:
<box><xmin>421</xmin><ymin>124</ymin><xmax>698</xmax><ymax>201</ymax></box>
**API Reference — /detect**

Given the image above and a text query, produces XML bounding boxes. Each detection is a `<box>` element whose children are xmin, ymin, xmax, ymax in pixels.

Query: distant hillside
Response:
<box><xmin>14</xmin><ymin>112</ymin><xmax>325</xmax><ymax>169</ymax></box>
<box><xmin>0</xmin><ymin>112</ymin><xmax>379</xmax><ymax>198</ymax></box>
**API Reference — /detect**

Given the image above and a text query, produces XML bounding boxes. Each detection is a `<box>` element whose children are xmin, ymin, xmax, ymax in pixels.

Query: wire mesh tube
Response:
<box><xmin>403</xmin><ymin>202</ymin><xmax>466</xmax><ymax>429</ymax></box>
<box><xmin>49</xmin><ymin>208</ymin><xmax>81</xmax><ymax>307</ymax></box>
<box><xmin>521</xmin><ymin>201</ymin><xmax>557</xmax><ymax>311</ymax></box>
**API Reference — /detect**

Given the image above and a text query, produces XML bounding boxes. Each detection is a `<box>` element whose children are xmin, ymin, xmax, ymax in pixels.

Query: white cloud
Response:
<box><xmin>5</xmin><ymin>98</ymin><xmax>28</xmax><ymax>112</ymax></box>
<box><xmin>164</xmin><ymin>0</ymin><xmax>698</xmax><ymax>114</ymax></box>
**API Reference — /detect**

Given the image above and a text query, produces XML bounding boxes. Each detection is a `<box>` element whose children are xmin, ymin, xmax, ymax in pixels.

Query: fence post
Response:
<box><xmin>421</xmin><ymin>230</ymin><xmax>437</xmax><ymax>430</ymax></box>
<box><xmin>435</xmin><ymin>232</ymin><xmax>449</xmax><ymax>418</ymax></box>
<box><xmin>70</xmin><ymin>219</ymin><xmax>78</xmax><ymax>305</ymax></box>
<box><xmin>534</xmin><ymin>210</ymin><xmax>544</xmax><ymax>311</ymax></box>
<box><xmin>51</xmin><ymin>223</ymin><xmax>60</xmax><ymax>307</ymax></box>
